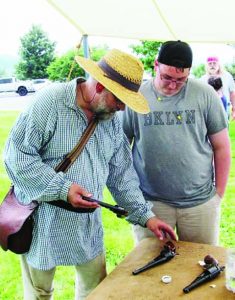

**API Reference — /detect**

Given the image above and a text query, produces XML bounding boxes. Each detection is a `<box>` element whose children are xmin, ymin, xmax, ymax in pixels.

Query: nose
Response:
<box><xmin>116</xmin><ymin>102</ymin><xmax>125</xmax><ymax>111</ymax></box>
<box><xmin>113</xmin><ymin>94</ymin><xmax>125</xmax><ymax>111</ymax></box>
<box><xmin>168</xmin><ymin>81</ymin><xmax>177</xmax><ymax>89</ymax></box>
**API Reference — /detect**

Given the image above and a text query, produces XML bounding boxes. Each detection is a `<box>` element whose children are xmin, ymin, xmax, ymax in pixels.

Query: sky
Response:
<box><xmin>1</xmin><ymin>0</ymin><xmax>235</xmax><ymax>67</ymax></box>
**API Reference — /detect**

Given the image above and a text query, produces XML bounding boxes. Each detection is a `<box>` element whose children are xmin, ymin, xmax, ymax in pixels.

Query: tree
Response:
<box><xmin>225</xmin><ymin>64</ymin><xmax>235</xmax><ymax>79</ymax></box>
<box><xmin>131</xmin><ymin>41</ymin><xmax>162</xmax><ymax>76</ymax></box>
<box><xmin>47</xmin><ymin>46</ymin><xmax>108</xmax><ymax>82</ymax></box>
<box><xmin>191</xmin><ymin>64</ymin><xmax>206</xmax><ymax>78</ymax></box>
<box><xmin>15</xmin><ymin>25</ymin><xmax>56</xmax><ymax>80</ymax></box>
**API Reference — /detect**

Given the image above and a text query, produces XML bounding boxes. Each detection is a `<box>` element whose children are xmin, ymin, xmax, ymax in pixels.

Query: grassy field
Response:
<box><xmin>0</xmin><ymin>111</ymin><xmax>234</xmax><ymax>299</ymax></box>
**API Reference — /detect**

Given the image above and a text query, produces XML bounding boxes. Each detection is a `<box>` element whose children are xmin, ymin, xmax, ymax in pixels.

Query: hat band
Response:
<box><xmin>98</xmin><ymin>60</ymin><xmax>140</xmax><ymax>92</ymax></box>
<box><xmin>207</xmin><ymin>57</ymin><xmax>218</xmax><ymax>62</ymax></box>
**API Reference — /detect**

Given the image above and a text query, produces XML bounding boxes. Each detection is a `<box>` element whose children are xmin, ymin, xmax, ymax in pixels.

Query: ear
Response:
<box><xmin>96</xmin><ymin>82</ymin><xmax>105</xmax><ymax>93</ymax></box>
<box><xmin>154</xmin><ymin>60</ymin><xmax>158</xmax><ymax>72</ymax></box>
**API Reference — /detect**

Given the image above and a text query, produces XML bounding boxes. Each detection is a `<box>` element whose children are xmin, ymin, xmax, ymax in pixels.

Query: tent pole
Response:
<box><xmin>83</xmin><ymin>34</ymin><xmax>90</xmax><ymax>79</ymax></box>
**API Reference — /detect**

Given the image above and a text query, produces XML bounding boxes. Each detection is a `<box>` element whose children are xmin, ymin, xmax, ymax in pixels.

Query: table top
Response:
<box><xmin>87</xmin><ymin>238</ymin><xmax>235</xmax><ymax>300</ymax></box>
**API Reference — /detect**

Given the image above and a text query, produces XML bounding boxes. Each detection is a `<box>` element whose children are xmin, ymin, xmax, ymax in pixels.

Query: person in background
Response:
<box><xmin>208</xmin><ymin>76</ymin><xmax>227</xmax><ymax>112</ymax></box>
<box><xmin>121</xmin><ymin>40</ymin><xmax>231</xmax><ymax>247</ymax></box>
<box><xmin>4</xmin><ymin>49</ymin><xmax>176</xmax><ymax>300</ymax></box>
<box><xmin>201</xmin><ymin>56</ymin><xmax>235</xmax><ymax>120</ymax></box>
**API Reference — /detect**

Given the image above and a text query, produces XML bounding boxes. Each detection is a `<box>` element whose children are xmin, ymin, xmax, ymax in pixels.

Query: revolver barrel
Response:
<box><xmin>133</xmin><ymin>256</ymin><xmax>170</xmax><ymax>275</ymax></box>
<box><xmin>82</xmin><ymin>196</ymin><xmax>128</xmax><ymax>218</ymax></box>
<box><xmin>183</xmin><ymin>265</ymin><xmax>225</xmax><ymax>293</ymax></box>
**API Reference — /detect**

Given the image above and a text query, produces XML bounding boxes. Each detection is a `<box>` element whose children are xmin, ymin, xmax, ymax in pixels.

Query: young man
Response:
<box><xmin>4</xmin><ymin>49</ymin><xmax>176</xmax><ymax>300</ymax></box>
<box><xmin>121</xmin><ymin>41</ymin><xmax>231</xmax><ymax>246</ymax></box>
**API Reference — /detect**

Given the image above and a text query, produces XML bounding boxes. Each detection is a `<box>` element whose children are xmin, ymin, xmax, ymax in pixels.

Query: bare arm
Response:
<box><xmin>208</xmin><ymin>128</ymin><xmax>231</xmax><ymax>197</ymax></box>
<box><xmin>230</xmin><ymin>91</ymin><xmax>235</xmax><ymax>120</ymax></box>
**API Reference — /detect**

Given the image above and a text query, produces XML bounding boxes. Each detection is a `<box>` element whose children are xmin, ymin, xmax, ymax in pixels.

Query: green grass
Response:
<box><xmin>0</xmin><ymin>111</ymin><xmax>19</xmax><ymax>194</ymax></box>
<box><xmin>220</xmin><ymin>121</ymin><xmax>235</xmax><ymax>247</ymax></box>
<box><xmin>0</xmin><ymin>111</ymin><xmax>234</xmax><ymax>299</ymax></box>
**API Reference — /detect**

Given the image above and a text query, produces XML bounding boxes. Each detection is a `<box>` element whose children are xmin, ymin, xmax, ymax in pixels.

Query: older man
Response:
<box><xmin>4</xmin><ymin>49</ymin><xmax>176</xmax><ymax>300</ymax></box>
<box><xmin>121</xmin><ymin>41</ymin><xmax>231</xmax><ymax>246</ymax></box>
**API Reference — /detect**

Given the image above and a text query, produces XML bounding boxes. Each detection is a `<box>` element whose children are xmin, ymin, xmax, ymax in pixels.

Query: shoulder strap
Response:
<box><xmin>49</xmin><ymin>117</ymin><xmax>98</xmax><ymax>213</ymax></box>
<box><xmin>55</xmin><ymin>118</ymin><xmax>98</xmax><ymax>173</ymax></box>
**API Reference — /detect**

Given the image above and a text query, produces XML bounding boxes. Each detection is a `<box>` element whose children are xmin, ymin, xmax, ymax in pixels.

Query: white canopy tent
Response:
<box><xmin>47</xmin><ymin>0</ymin><xmax>235</xmax><ymax>43</ymax></box>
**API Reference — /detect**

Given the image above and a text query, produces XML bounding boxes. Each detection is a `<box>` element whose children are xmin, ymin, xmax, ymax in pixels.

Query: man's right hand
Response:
<box><xmin>146</xmin><ymin>217</ymin><xmax>177</xmax><ymax>241</ymax></box>
<box><xmin>67</xmin><ymin>183</ymin><xmax>100</xmax><ymax>209</ymax></box>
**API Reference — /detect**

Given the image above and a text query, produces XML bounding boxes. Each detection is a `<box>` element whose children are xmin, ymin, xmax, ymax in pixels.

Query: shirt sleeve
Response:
<box><xmin>106</xmin><ymin>118</ymin><xmax>154</xmax><ymax>227</ymax></box>
<box><xmin>3</xmin><ymin>89</ymin><xmax>73</xmax><ymax>204</ymax></box>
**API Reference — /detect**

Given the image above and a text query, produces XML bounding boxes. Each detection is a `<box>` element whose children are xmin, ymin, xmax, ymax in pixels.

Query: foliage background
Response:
<box><xmin>16</xmin><ymin>25</ymin><xmax>56</xmax><ymax>80</ymax></box>
<box><xmin>131</xmin><ymin>41</ymin><xmax>162</xmax><ymax>76</ymax></box>
<box><xmin>47</xmin><ymin>46</ymin><xmax>108</xmax><ymax>82</ymax></box>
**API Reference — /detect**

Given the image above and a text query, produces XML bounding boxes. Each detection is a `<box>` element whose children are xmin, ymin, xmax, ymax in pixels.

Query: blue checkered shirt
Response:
<box><xmin>4</xmin><ymin>78</ymin><xmax>154</xmax><ymax>270</ymax></box>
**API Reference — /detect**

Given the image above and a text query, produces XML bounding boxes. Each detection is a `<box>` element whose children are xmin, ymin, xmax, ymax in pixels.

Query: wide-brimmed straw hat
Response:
<box><xmin>75</xmin><ymin>49</ymin><xmax>150</xmax><ymax>114</ymax></box>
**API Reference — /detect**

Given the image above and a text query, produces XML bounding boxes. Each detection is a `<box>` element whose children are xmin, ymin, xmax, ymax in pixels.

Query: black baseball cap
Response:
<box><xmin>158</xmin><ymin>40</ymin><xmax>193</xmax><ymax>68</ymax></box>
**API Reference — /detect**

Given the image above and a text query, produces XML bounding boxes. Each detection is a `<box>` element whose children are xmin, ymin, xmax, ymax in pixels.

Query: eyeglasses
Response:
<box><xmin>158</xmin><ymin>68</ymin><xmax>187</xmax><ymax>85</ymax></box>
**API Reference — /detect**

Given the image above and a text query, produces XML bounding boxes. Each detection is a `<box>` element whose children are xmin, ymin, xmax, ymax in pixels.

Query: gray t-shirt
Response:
<box><xmin>121</xmin><ymin>78</ymin><xmax>227</xmax><ymax>208</ymax></box>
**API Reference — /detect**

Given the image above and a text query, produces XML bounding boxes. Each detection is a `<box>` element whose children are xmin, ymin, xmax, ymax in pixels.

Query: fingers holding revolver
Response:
<box><xmin>67</xmin><ymin>183</ymin><xmax>100</xmax><ymax>209</ymax></box>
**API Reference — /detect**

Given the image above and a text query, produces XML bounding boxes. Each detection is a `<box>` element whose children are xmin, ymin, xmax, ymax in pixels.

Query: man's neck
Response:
<box><xmin>76</xmin><ymin>83</ymin><xmax>95</xmax><ymax>122</ymax></box>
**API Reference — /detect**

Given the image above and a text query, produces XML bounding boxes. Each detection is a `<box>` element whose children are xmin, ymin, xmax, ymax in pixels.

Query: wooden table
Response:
<box><xmin>87</xmin><ymin>238</ymin><xmax>234</xmax><ymax>300</ymax></box>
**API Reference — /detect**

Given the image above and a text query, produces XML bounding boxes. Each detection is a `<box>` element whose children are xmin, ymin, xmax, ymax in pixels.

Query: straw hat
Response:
<box><xmin>75</xmin><ymin>49</ymin><xmax>150</xmax><ymax>114</ymax></box>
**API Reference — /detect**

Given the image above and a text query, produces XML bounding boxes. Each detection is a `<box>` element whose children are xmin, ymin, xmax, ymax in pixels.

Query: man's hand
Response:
<box><xmin>146</xmin><ymin>217</ymin><xmax>177</xmax><ymax>241</ymax></box>
<box><xmin>67</xmin><ymin>183</ymin><xmax>100</xmax><ymax>209</ymax></box>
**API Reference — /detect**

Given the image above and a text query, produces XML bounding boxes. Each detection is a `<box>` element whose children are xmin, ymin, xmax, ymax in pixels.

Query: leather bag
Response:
<box><xmin>0</xmin><ymin>186</ymin><xmax>38</xmax><ymax>254</ymax></box>
<box><xmin>0</xmin><ymin>118</ymin><xmax>98</xmax><ymax>254</ymax></box>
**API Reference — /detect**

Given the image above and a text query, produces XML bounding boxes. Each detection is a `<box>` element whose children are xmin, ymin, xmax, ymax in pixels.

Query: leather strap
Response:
<box><xmin>55</xmin><ymin>118</ymin><xmax>98</xmax><ymax>173</ymax></box>
<box><xmin>50</xmin><ymin>118</ymin><xmax>98</xmax><ymax>213</ymax></box>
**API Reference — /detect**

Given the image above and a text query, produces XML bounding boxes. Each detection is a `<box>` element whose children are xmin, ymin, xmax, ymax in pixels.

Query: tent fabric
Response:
<box><xmin>47</xmin><ymin>0</ymin><xmax>235</xmax><ymax>43</ymax></box>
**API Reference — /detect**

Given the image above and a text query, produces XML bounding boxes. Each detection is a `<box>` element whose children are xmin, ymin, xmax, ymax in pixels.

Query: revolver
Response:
<box><xmin>82</xmin><ymin>196</ymin><xmax>128</xmax><ymax>218</ymax></box>
<box><xmin>183</xmin><ymin>255</ymin><xmax>225</xmax><ymax>293</ymax></box>
<box><xmin>132</xmin><ymin>241</ymin><xmax>176</xmax><ymax>275</ymax></box>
